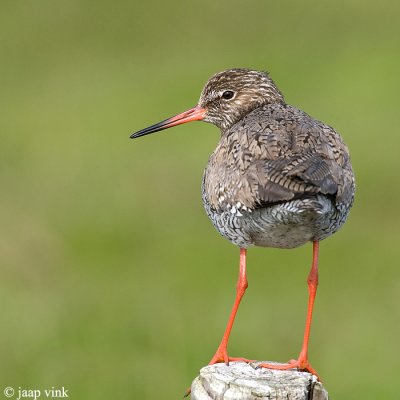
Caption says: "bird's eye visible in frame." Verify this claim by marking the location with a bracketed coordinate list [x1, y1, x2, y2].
[222, 90, 235, 100]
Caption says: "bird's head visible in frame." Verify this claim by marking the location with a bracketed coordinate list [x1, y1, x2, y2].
[130, 68, 284, 139]
[198, 68, 284, 130]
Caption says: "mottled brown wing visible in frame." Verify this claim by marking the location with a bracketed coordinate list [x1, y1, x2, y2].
[242, 106, 354, 208]
[251, 152, 339, 206]
[204, 104, 354, 213]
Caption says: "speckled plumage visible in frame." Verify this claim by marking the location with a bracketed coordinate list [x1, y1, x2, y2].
[197, 69, 355, 249]
[201, 102, 354, 248]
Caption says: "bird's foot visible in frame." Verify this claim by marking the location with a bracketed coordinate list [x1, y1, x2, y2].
[258, 358, 320, 380]
[208, 344, 255, 366]
[183, 350, 254, 397]
[184, 351, 254, 398]
[183, 348, 254, 397]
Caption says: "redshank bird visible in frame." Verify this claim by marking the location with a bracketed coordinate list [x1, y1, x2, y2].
[130, 68, 355, 378]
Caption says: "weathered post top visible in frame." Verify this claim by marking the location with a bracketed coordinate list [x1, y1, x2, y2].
[191, 362, 328, 400]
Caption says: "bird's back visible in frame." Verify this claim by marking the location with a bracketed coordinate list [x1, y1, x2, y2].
[202, 103, 355, 249]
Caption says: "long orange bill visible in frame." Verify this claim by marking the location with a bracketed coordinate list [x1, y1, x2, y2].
[130, 105, 206, 139]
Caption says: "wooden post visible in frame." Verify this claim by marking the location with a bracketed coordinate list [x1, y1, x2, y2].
[191, 361, 328, 400]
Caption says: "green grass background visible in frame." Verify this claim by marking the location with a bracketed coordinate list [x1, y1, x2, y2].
[1, 1, 399, 398]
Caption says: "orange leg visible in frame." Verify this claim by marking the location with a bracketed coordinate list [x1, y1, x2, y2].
[184, 248, 253, 397]
[259, 241, 321, 379]
[208, 248, 254, 365]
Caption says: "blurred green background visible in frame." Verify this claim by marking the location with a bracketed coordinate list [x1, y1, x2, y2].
[1, 0, 399, 398]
